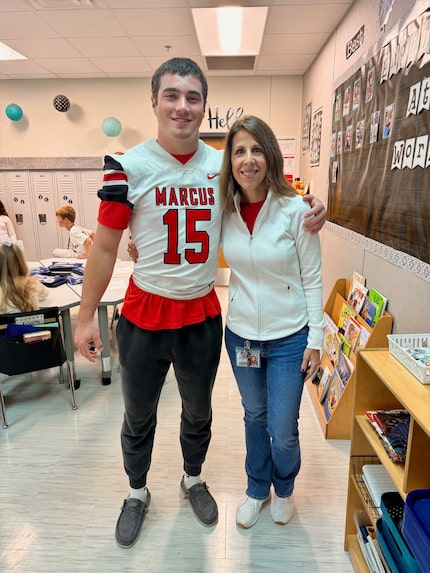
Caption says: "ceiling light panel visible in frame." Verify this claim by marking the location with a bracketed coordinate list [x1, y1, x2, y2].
[192, 6, 268, 56]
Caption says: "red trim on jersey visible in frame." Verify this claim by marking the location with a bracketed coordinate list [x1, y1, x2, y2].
[172, 151, 197, 164]
[121, 276, 221, 330]
[103, 171, 128, 183]
[98, 201, 131, 230]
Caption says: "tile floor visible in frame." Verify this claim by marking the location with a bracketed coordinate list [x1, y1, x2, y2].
[0, 287, 354, 573]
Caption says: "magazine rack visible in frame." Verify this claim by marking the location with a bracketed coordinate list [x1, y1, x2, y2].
[344, 349, 430, 571]
[305, 278, 393, 439]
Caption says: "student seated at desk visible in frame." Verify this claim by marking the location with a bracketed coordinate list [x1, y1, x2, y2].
[53, 206, 96, 260]
[0, 200, 17, 244]
[0, 241, 48, 313]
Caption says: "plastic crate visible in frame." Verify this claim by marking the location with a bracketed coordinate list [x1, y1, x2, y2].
[402, 489, 430, 573]
[387, 334, 430, 384]
[376, 492, 421, 573]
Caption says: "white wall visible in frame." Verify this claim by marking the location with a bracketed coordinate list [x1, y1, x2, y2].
[302, 0, 430, 334]
[0, 76, 302, 158]
[0, 75, 302, 261]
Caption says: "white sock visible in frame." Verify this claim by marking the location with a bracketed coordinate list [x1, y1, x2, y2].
[129, 486, 148, 502]
[184, 473, 201, 489]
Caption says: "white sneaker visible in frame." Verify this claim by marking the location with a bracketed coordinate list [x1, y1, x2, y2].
[271, 493, 294, 525]
[236, 495, 270, 529]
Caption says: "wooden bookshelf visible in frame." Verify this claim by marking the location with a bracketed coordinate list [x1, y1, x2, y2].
[344, 349, 430, 571]
[306, 278, 393, 439]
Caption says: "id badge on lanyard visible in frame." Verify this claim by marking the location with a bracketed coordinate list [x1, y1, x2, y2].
[235, 339, 261, 368]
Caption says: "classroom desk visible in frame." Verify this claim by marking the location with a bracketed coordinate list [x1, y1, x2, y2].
[28, 262, 82, 384]
[38, 258, 133, 385]
[65, 260, 134, 384]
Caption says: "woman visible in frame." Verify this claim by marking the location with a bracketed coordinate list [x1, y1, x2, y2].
[220, 116, 324, 529]
[0, 241, 48, 313]
[0, 201, 17, 244]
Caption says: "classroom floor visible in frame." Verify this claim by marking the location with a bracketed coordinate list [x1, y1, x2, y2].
[0, 287, 353, 573]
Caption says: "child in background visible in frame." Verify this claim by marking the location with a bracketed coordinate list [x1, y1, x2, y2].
[0, 241, 48, 313]
[0, 201, 17, 244]
[53, 206, 96, 259]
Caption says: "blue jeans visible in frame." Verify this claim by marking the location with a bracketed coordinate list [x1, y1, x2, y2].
[225, 326, 307, 500]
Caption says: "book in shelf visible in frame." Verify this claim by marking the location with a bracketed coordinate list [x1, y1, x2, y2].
[323, 312, 338, 356]
[329, 332, 342, 366]
[367, 288, 388, 326]
[365, 409, 410, 463]
[343, 315, 362, 352]
[318, 365, 332, 403]
[347, 282, 368, 314]
[324, 368, 344, 420]
[338, 351, 354, 385]
[357, 325, 371, 350]
[360, 296, 378, 327]
[338, 332, 352, 358]
[338, 301, 356, 331]
[348, 271, 366, 296]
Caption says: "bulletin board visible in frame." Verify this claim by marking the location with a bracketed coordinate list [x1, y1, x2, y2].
[327, 8, 430, 265]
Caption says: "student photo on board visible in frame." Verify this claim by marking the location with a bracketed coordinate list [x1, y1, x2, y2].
[370, 110, 380, 144]
[383, 103, 394, 139]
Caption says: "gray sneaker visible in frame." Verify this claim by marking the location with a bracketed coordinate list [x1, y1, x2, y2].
[115, 492, 151, 548]
[180, 477, 218, 527]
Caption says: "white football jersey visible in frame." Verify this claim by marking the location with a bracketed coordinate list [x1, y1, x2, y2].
[104, 139, 223, 300]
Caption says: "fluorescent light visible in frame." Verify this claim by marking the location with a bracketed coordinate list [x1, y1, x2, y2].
[192, 6, 268, 57]
[0, 42, 27, 61]
[217, 7, 242, 55]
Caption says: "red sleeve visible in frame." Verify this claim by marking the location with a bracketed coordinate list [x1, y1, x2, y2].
[98, 201, 131, 230]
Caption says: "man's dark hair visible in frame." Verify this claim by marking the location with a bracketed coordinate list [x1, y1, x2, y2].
[151, 58, 208, 105]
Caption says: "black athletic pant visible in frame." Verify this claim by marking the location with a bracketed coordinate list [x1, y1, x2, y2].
[116, 313, 222, 489]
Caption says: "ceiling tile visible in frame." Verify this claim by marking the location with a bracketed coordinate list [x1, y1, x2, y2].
[0, 0, 355, 79]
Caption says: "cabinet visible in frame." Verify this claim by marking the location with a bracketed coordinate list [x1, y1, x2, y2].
[306, 278, 393, 439]
[344, 349, 430, 572]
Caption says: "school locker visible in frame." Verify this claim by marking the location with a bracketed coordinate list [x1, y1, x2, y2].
[79, 170, 129, 260]
[0, 172, 10, 213]
[54, 171, 85, 250]
[78, 170, 101, 231]
[31, 171, 62, 259]
[4, 171, 38, 261]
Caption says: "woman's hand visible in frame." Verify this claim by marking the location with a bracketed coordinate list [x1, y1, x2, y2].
[128, 241, 138, 263]
[301, 347, 321, 381]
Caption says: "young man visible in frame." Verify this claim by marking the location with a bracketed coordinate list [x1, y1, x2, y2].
[53, 205, 96, 259]
[74, 58, 326, 549]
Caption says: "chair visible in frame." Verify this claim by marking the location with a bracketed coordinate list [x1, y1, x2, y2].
[0, 306, 78, 428]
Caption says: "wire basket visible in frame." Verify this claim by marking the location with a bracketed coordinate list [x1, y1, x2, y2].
[387, 334, 430, 384]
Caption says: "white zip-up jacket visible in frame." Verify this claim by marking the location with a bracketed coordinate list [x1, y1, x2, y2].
[222, 190, 324, 349]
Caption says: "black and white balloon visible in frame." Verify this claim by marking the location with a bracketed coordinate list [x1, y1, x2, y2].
[53, 94, 71, 112]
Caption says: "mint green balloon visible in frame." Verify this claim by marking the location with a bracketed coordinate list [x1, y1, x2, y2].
[102, 117, 122, 137]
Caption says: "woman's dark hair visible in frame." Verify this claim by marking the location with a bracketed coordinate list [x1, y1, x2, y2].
[220, 115, 296, 212]
[0, 200, 8, 217]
